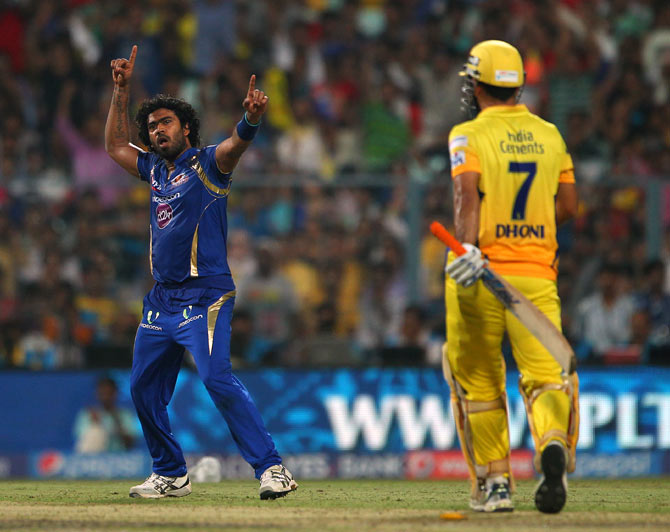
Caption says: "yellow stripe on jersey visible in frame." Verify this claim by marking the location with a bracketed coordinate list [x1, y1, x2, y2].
[448, 104, 574, 280]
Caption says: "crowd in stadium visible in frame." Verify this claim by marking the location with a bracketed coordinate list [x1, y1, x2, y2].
[1, 0, 669, 370]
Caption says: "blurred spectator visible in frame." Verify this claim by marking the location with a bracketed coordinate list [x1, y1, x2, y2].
[572, 263, 636, 362]
[356, 258, 408, 358]
[0, 0, 669, 369]
[230, 308, 273, 367]
[295, 302, 358, 367]
[237, 242, 299, 363]
[275, 97, 330, 177]
[635, 259, 670, 363]
[56, 81, 125, 205]
[73, 376, 139, 453]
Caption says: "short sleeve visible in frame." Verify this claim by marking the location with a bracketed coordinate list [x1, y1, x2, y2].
[137, 151, 160, 183]
[449, 127, 481, 177]
[198, 145, 232, 187]
[559, 152, 575, 184]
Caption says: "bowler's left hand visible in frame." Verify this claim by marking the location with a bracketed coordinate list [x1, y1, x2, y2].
[243, 75, 268, 124]
[446, 243, 488, 287]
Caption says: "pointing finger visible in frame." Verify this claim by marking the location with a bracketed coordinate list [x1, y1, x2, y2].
[129, 45, 137, 66]
[248, 74, 256, 94]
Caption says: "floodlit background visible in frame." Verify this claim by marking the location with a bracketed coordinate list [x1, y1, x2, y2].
[0, 0, 669, 480]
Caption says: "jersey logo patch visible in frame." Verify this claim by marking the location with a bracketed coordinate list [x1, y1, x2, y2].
[150, 166, 162, 191]
[449, 136, 468, 150]
[171, 173, 189, 186]
[156, 203, 174, 229]
[450, 150, 466, 168]
[495, 70, 519, 83]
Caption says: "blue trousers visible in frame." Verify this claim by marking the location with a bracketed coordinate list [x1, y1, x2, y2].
[131, 282, 281, 478]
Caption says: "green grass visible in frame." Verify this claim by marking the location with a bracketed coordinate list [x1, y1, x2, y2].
[2, 478, 670, 531]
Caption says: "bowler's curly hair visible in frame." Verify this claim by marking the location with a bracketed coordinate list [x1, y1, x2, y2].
[135, 95, 200, 151]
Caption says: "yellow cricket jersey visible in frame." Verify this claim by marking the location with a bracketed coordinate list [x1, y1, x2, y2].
[448, 104, 575, 280]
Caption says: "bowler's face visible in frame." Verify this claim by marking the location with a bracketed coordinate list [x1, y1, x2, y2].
[147, 108, 190, 160]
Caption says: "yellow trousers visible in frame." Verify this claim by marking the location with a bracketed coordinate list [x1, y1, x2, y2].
[445, 271, 576, 474]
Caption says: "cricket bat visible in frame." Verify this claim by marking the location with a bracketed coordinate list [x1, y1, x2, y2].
[430, 221, 576, 375]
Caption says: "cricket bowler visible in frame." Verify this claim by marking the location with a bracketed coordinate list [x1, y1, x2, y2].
[105, 45, 297, 500]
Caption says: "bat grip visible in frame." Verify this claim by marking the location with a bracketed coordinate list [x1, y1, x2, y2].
[429, 221, 467, 256]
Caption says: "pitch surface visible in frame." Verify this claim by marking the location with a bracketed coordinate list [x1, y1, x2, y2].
[2, 478, 669, 531]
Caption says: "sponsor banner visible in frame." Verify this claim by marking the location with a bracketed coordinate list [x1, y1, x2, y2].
[2, 368, 670, 458]
[405, 450, 534, 480]
[30, 451, 151, 479]
[573, 451, 668, 478]
[184, 453, 403, 480]
[1, 450, 667, 479]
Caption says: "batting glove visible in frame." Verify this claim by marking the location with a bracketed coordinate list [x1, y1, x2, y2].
[445, 243, 488, 287]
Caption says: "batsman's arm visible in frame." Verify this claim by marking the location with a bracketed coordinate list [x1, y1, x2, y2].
[556, 182, 578, 225]
[105, 45, 141, 178]
[453, 171, 481, 244]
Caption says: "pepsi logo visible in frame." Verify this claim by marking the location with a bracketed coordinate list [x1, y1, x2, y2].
[37, 450, 64, 476]
[156, 203, 174, 229]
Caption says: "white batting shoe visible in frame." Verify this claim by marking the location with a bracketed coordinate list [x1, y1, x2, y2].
[129, 472, 192, 499]
[482, 475, 514, 512]
[259, 465, 298, 500]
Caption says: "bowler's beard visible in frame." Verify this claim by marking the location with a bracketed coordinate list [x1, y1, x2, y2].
[154, 133, 188, 161]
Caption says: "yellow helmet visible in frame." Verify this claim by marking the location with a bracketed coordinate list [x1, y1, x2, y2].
[461, 40, 524, 88]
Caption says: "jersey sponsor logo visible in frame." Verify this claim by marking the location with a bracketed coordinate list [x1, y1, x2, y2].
[183, 305, 192, 319]
[450, 150, 466, 168]
[171, 173, 189, 187]
[178, 313, 204, 328]
[499, 129, 545, 154]
[140, 323, 163, 331]
[449, 136, 468, 150]
[495, 223, 545, 239]
[156, 203, 174, 229]
[152, 192, 181, 203]
[495, 69, 519, 83]
[142, 310, 163, 331]
[150, 166, 162, 191]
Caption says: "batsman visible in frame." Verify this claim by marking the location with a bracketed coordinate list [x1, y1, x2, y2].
[443, 40, 580, 513]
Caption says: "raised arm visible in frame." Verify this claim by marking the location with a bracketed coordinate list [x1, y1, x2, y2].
[105, 45, 142, 178]
[215, 75, 269, 174]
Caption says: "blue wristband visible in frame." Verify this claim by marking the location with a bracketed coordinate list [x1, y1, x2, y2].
[236, 112, 260, 141]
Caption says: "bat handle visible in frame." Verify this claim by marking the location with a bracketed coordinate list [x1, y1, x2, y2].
[430, 221, 467, 256]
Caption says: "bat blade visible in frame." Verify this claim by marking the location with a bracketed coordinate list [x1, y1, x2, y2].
[480, 268, 576, 374]
[430, 221, 576, 374]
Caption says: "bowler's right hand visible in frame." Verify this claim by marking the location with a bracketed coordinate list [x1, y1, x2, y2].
[110, 45, 137, 87]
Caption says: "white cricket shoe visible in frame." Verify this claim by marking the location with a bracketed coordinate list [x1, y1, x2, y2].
[481, 475, 514, 513]
[259, 465, 298, 500]
[534, 441, 568, 513]
[129, 472, 192, 499]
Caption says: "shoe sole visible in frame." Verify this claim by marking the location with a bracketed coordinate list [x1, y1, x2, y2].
[129, 485, 192, 499]
[260, 483, 298, 500]
[485, 502, 514, 513]
[535, 444, 567, 514]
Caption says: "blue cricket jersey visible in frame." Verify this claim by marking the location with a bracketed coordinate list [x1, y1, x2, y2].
[137, 146, 235, 290]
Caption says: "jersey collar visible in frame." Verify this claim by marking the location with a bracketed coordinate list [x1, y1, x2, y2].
[173, 147, 198, 165]
[478, 104, 528, 117]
